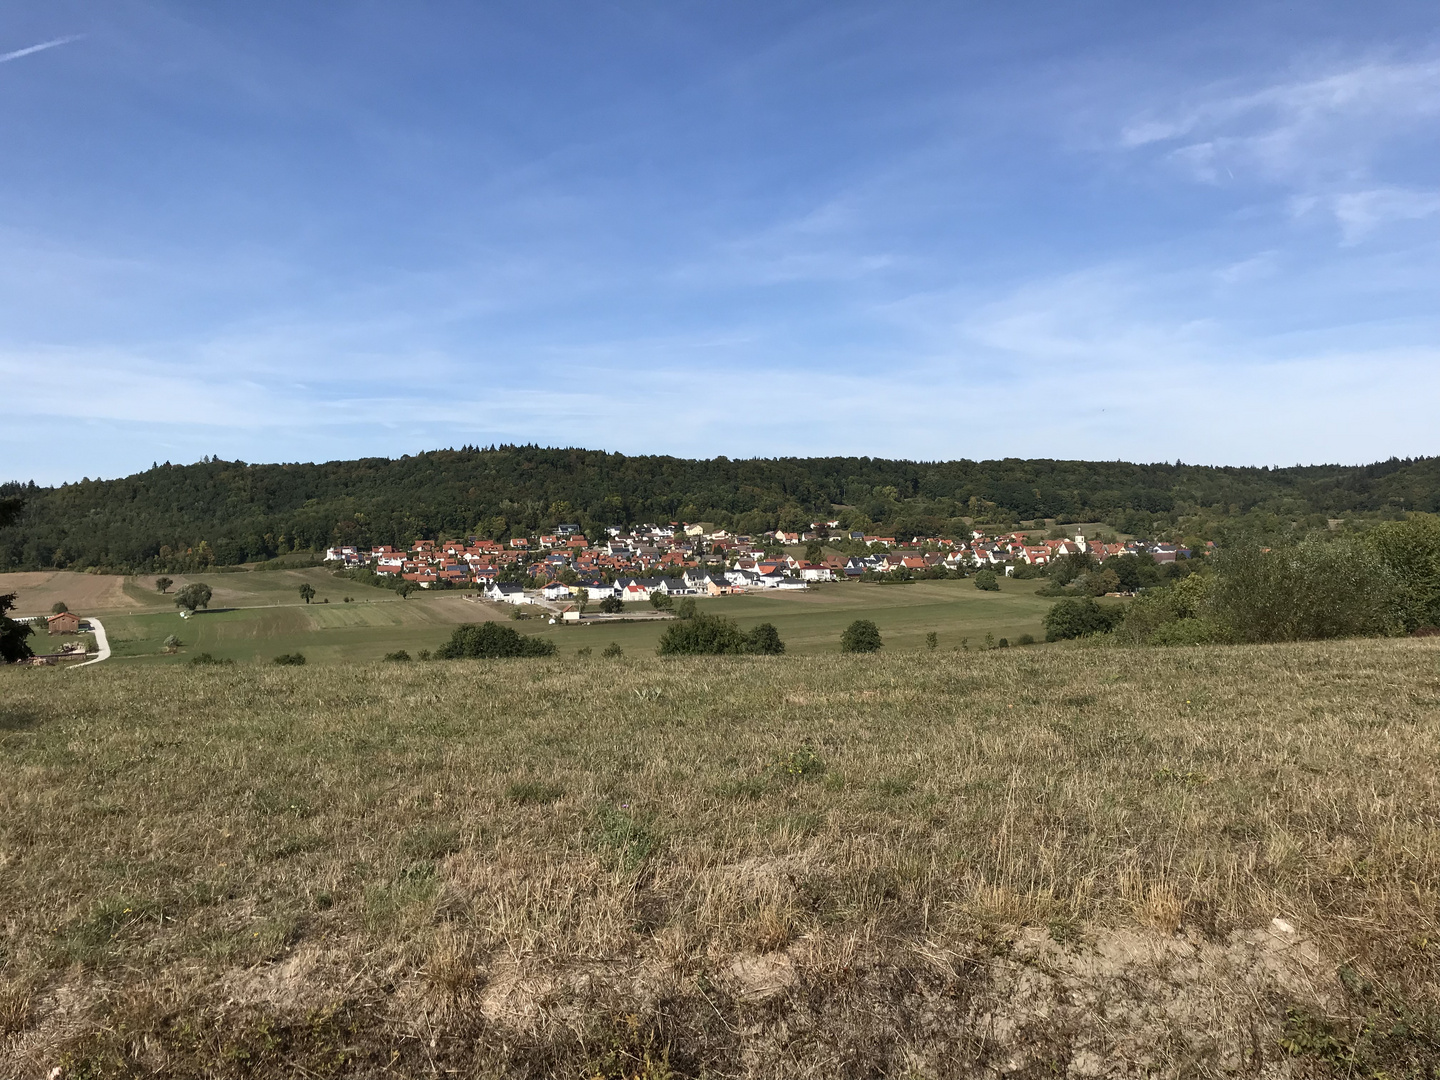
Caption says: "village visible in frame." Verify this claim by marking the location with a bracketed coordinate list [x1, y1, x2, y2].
[323, 522, 1192, 606]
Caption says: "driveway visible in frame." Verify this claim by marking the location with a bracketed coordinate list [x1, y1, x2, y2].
[73, 617, 111, 667]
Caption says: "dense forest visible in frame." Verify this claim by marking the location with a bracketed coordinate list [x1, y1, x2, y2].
[2, 446, 1438, 573]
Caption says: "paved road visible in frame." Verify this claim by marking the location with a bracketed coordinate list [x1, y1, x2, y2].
[74, 617, 110, 667]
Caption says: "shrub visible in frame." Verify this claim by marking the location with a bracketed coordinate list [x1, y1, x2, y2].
[1206, 537, 1401, 643]
[435, 623, 557, 659]
[51, 601, 68, 614]
[1364, 515, 1440, 633]
[383, 650, 411, 662]
[189, 652, 232, 665]
[745, 622, 786, 655]
[1016, 633, 1035, 646]
[925, 631, 938, 650]
[1043, 597, 1123, 642]
[840, 619, 882, 653]
[601, 642, 623, 658]
[672, 597, 697, 620]
[658, 612, 786, 655]
[974, 570, 1000, 591]
[273, 653, 307, 665]
[598, 596, 624, 614]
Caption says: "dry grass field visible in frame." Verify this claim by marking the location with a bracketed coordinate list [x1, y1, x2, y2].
[2, 640, 1439, 1077]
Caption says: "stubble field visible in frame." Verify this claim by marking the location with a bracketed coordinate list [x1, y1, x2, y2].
[2, 638, 1438, 1077]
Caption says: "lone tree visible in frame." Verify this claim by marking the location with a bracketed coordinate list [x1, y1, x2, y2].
[598, 596, 624, 614]
[299, 583, 316, 604]
[0, 593, 34, 663]
[155, 577, 173, 594]
[576, 587, 590, 616]
[974, 569, 1000, 591]
[51, 601, 68, 614]
[840, 619, 882, 653]
[174, 583, 213, 612]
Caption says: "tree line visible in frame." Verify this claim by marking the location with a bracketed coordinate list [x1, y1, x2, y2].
[3, 446, 1439, 573]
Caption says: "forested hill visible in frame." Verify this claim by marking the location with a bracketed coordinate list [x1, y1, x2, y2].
[2, 447, 1439, 573]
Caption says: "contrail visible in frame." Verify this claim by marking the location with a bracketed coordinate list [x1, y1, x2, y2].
[0, 35, 82, 65]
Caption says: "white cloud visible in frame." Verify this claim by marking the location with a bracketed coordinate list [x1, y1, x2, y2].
[1329, 187, 1440, 244]
[1121, 58, 1440, 240]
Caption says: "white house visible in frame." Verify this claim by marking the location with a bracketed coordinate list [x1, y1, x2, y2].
[540, 581, 572, 601]
[487, 582, 527, 605]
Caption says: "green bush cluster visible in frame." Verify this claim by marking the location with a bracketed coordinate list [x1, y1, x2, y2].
[1059, 515, 1440, 646]
[435, 622, 556, 659]
[657, 612, 785, 655]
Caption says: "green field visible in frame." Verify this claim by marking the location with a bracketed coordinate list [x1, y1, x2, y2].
[2, 640, 1437, 1075]
[5, 569, 1056, 663]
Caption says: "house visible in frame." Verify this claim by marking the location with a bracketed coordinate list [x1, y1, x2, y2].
[487, 582, 527, 605]
[540, 581, 573, 601]
[798, 563, 834, 582]
[47, 611, 81, 635]
[510, 538, 530, 549]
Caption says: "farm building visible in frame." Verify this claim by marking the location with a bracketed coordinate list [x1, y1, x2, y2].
[47, 611, 81, 635]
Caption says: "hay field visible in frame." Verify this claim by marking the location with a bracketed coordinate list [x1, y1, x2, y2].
[2, 640, 1438, 1076]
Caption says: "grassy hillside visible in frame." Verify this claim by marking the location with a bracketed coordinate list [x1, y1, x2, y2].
[3, 641, 1438, 1076]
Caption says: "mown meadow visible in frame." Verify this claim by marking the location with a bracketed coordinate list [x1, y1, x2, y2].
[2, 639, 1438, 1077]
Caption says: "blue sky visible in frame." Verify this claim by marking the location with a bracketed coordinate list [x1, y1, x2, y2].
[3, 2, 1438, 484]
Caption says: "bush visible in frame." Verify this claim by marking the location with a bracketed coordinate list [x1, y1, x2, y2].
[51, 601, 68, 614]
[383, 650, 411, 662]
[974, 570, 1000, 591]
[840, 619, 882, 653]
[925, 631, 938, 650]
[189, 652, 232, 665]
[1016, 633, 1035, 646]
[1205, 537, 1400, 643]
[672, 597, 697, 620]
[598, 596, 624, 614]
[1043, 597, 1123, 642]
[656, 612, 784, 655]
[273, 652, 307, 665]
[601, 642, 623, 658]
[1365, 515, 1440, 632]
[435, 623, 557, 659]
[745, 622, 785, 655]
[658, 611, 746, 654]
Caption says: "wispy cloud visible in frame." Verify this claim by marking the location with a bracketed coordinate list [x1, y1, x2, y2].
[1327, 187, 1440, 244]
[1120, 58, 1440, 240]
[0, 35, 82, 65]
